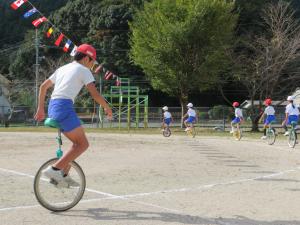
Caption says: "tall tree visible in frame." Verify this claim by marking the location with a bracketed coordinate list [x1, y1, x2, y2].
[130, 0, 238, 115]
[234, 1, 300, 131]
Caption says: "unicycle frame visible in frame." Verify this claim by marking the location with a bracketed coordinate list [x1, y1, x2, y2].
[233, 123, 242, 141]
[186, 122, 196, 138]
[266, 122, 276, 145]
[33, 119, 86, 212]
[288, 122, 297, 148]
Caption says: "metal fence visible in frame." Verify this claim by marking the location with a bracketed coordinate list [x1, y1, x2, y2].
[0, 105, 289, 130]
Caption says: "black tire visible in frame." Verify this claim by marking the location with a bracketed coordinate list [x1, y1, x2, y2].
[33, 158, 86, 212]
[162, 127, 171, 137]
[288, 131, 297, 148]
[267, 129, 276, 145]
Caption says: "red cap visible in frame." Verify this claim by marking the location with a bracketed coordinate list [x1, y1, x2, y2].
[232, 102, 239, 107]
[76, 44, 97, 60]
[264, 98, 272, 106]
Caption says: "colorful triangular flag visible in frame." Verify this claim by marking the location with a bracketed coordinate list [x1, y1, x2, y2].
[63, 40, 72, 52]
[94, 65, 103, 74]
[32, 17, 47, 28]
[24, 8, 37, 18]
[104, 71, 113, 80]
[54, 33, 64, 46]
[46, 27, 53, 38]
[70, 46, 77, 56]
[11, 0, 27, 10]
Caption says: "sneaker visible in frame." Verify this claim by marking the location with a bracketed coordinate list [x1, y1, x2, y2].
[64, 175, 80, 187]
[284, 131, 289, 136]
[185, 128, 189, 132]
[261, 136, 267, 140]
[229, 130, 234, 134]
[42, 166, 64, 183]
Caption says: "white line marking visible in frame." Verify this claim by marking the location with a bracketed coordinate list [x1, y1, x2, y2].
[0, 167, 180, 213]
[0, 166, 299, 213]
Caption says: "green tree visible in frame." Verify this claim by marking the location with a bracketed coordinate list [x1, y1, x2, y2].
[130, 0, 238, 115]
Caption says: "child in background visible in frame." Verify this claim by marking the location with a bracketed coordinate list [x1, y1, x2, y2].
[183, 103, 197, 131]
[230, 102, 243, 133]
[260, 98, 276, 139]
[282, 96, 299, 136]
[162, 106, 173, 130]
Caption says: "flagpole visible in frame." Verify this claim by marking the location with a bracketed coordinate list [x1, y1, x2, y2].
[35, 28, 39, 126]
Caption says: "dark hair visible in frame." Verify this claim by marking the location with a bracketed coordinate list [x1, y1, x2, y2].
[292, 102, 295, 109]
[74, 52, 93, 62]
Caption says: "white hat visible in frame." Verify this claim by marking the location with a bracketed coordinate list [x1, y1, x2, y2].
[187, 103, 193, 108]
[162, 106, 168, 111]
[287, 96, 294, 101]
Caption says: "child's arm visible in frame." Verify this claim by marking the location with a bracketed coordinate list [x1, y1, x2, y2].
[183, 113, 188, 119]
[86, 83, 112, 119]
[34, 79, 53, 121]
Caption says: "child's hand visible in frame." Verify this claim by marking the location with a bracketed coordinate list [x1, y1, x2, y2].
[34, 108, 45, 121]
[105, 108, 113, 120]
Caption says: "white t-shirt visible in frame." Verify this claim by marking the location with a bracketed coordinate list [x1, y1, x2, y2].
[49, 61, 95, 102]
[164, 111, 172, 119]
[235, 108, 243, 118]
[264, 106, 275, 116]
[285, 103, 300, 116]
[187, 108, 196, 117]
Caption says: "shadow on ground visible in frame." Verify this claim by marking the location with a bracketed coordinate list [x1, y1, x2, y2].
[57, 208, 300, 225]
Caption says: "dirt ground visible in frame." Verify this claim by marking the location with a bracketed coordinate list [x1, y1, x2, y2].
[1, 131, 300, 225]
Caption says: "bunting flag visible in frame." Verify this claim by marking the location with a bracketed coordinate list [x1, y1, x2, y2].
[46, 27, 53, 38]
[104, 71, 113, 80]
[63, 40, 72, 52]
[94, 65, 103, 74]
[55, 33, 64, 46]
[11, 0, 27, 10]
[24, 8, 37, 18]
[70, 46, 77, 56]
[32, 17, 47, 27]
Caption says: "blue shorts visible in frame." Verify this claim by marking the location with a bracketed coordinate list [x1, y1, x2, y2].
[232, 117, 241, 124]
[48, 99, 81, 132]
[185, 116, 196, 124]
[287, 115, 299, 125]
[164, 118, 171, 125]
[264, 115, 276, 125]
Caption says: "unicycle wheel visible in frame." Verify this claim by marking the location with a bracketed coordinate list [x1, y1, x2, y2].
[267, 129, 276, 145]
[33, 158, 86, 212]
[288, 131, 297, 148]
[162, 127, 171, 137]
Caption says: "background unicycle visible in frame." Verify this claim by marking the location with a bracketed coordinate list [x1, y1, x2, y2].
[266, 123, 276, 145]
[33, 118, 86, 212]
[288, 122, 297, 148]
[186, 124, 196, 138]
[233, 127, 242, 141]
[162, 126, 171, 137]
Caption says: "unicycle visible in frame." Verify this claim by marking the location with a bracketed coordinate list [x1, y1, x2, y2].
[33, 118, 86, 212]
[288, 121, 298, 148]
[266, 122, 276, 145]
[186, 123, 196, 138]
[233, 125, 242, 141]
[162, 126, 171, 137]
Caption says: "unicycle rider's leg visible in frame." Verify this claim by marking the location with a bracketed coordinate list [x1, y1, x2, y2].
[54, 126, 89, 171]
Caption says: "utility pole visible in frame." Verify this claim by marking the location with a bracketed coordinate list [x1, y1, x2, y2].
[35, 29, 40, 125]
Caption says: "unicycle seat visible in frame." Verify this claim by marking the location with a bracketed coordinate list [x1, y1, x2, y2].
[291, 121, 298, 128]
[44, 118, 60, 129]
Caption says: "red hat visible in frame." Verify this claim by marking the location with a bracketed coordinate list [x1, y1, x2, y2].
[76, 44, 97, 60]
[232, 102, 239, 107]
[264, 98, 272, 106]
